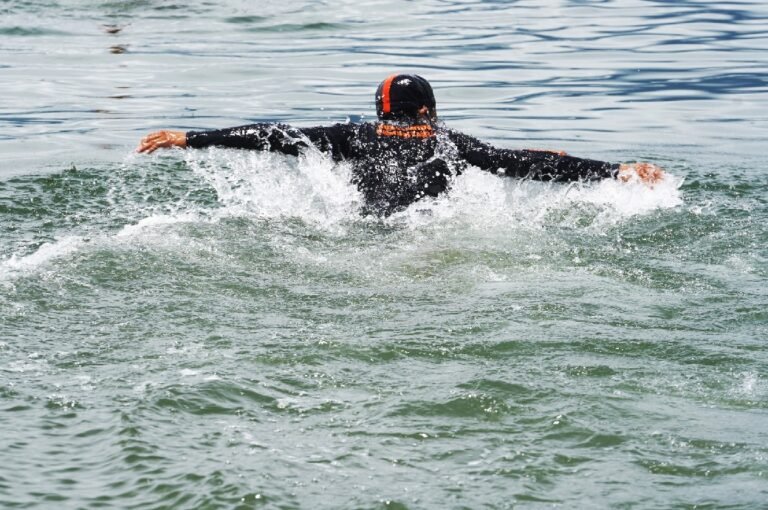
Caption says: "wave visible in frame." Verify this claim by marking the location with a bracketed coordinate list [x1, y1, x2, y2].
[0, 236, 84, 280]
[0, 149, 683, 282]
[182, 147, 683, 232]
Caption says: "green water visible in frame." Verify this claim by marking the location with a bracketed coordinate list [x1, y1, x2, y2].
[2, 153, 766, 508]
[2, 0, 768, 508]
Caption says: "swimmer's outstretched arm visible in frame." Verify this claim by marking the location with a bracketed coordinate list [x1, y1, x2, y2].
[137, 124, 354, 159]
[137, 128, 665, 184]
[137, 130, 186, 153]
[448, 130, 665, 185]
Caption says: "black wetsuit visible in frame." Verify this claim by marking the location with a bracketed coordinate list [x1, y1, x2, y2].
[187, 122, 619, 216]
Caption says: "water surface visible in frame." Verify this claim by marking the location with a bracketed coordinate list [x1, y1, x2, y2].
[1, 1, 767, 508]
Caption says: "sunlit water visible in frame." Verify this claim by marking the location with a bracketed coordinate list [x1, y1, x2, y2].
[1, 1, 767, 508]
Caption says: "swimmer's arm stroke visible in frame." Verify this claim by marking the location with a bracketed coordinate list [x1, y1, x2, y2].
[137, 128, 665, 185]
[135, 126, 299, 154]
[137, 124, 352, 159]
[447, 130, 664, 185]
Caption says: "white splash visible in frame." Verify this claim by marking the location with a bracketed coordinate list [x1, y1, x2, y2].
[0, 150, 683, 282]
[565, 173, 684, 218]
[392, 166, 683, 230]
[183, 148, 682, 232]
[116, 212, 202, 238]
[184, 147, 361, 228]
[736, 372, 760, 397]
[0, 236, 84, 280]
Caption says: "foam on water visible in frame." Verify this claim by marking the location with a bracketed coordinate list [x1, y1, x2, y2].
[184, 147, 361, 229]
[182, 147, 683, 232]
[115, 212, 202, 239]
[394, 165, 684, 232]
[0, 149, 684, 286]
[0, 236, 84, 280]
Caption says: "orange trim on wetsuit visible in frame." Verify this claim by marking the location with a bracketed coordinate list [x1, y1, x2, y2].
[376, 123, 434, 139]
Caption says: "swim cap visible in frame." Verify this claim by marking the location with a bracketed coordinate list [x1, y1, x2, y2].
[375, 74, 436, 121]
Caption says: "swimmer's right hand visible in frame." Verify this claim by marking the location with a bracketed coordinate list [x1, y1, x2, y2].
[137, 130, 187, 154]
[618, 162, 665, 185]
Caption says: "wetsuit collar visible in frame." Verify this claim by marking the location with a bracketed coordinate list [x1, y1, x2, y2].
[376, 123, 434, 139]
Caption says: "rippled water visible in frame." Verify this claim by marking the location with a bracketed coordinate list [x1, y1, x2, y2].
[2, 1, 767, 508]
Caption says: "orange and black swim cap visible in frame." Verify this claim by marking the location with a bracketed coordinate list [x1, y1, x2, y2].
[375, 74, 436, 122]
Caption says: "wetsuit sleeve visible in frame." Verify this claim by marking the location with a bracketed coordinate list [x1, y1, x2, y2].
[185, 123, 355, 161]
[447, 130, 619, 181]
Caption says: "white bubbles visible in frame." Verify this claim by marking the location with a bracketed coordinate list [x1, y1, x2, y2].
[0, 236, 84, 281]
[115, 213, 202, 239]
[388, 165, 683, 235]
[0, 149, 684, 285]
[183, 147, 362, 229]
[566, 173, 684, 221]
[139, 149, 687, 281]
[181, 148, 683, 235]
[389, 166, 511, 228]
[733, 372, 761, 398]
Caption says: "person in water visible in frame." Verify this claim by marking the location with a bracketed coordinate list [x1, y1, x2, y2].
[138, 74, 664, 216]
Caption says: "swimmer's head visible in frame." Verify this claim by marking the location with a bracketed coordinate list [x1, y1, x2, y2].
[375, 74, 436, 123]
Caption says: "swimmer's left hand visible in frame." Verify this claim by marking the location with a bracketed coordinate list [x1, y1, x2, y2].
[618, 162, 665, 185]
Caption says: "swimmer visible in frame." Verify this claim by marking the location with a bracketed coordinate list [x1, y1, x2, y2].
[138, 74, 664, 216]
